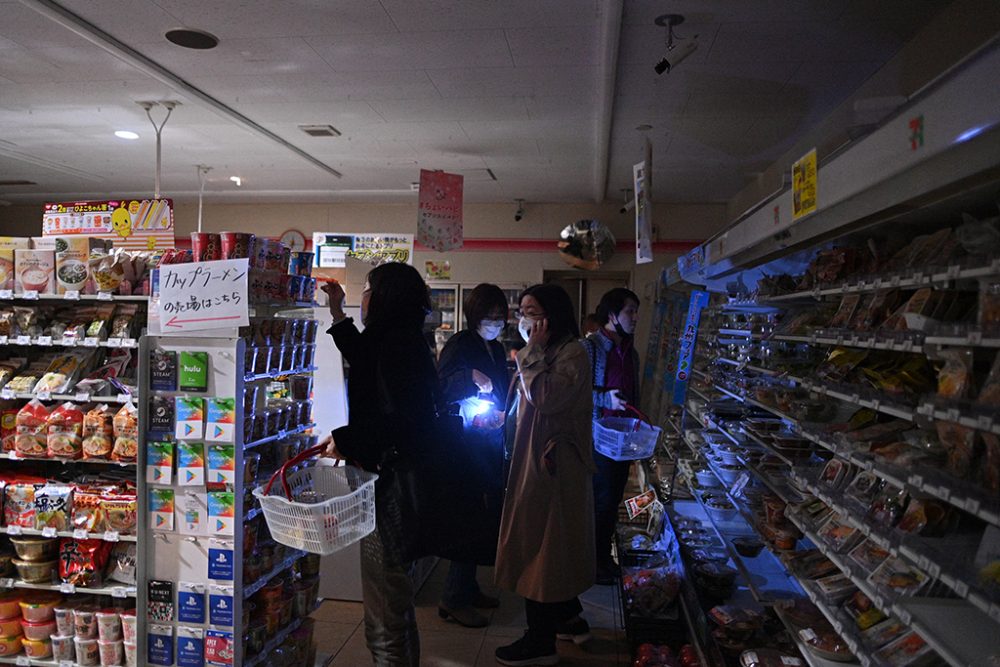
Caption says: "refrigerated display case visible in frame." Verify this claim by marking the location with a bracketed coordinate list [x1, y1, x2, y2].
[425, 283, 459, 356]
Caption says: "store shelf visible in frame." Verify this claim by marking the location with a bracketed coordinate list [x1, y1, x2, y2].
[791, 579, 874, 667]
[245, 599, 321, 667]
[0, 656, 59, 666]
[718, 328, 753, 337]
[0, 577, 136, 598]
[0, 452, 136, 468]
[713, 383, 745, 403]
[0, 290, 148, 302]
[773, 604, 861, 667]
[0, 335, 138, 349]
[769, 332, 924, 354]
[0, 389, 134, 404]
[243, 549, 306, 599]
[244, 365, 318, 383]
[244, 422, 317, 450]
[4, 525, 137, 542]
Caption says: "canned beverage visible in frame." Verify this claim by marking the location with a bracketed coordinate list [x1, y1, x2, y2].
[287, 252, 314, 277]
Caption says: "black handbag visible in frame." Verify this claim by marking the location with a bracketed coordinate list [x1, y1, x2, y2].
[373, 362, 502, 566]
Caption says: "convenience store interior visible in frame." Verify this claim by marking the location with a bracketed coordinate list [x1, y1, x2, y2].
[2, 0, 1000, 666]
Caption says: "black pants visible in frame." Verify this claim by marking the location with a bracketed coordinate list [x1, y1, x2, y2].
[525, 597, 583, 646]
[593, 451, 630, 568]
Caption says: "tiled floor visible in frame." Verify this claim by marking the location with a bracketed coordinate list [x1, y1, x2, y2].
[312, 559, 632, 666]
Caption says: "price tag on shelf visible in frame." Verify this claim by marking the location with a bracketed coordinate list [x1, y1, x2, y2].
[59, 583, 75, 594]
[16, 335, 30, 345]
[965, 498, 981, 514]
[730, 472, 751, 497]
[37, 390, 51, 401]
[36, 335, 52, 346]
[73, 529, 88, 540]
[74, 392, 90, 403]
[890, 274, 901, 287]
[0, 388, 13, 400]
[111, 586, 128, 599]
[947, 264, 961, 279]
[41, 527, 57, 538]
[122, 338, 137, 348]
[989, 604, 1000, 623]
[0, 336, 6, 345]
[103, 530, 120, 542]
[0, 289, 11, 299]
[83, 337, 99, 347]
[16, 655, 30, 666]
[61, 335, 76, 346]
[954, 580, 969, 597]
[60, 661, 75, 667]
[116, 395, 130, 404]
[97, 291, 113, 301]
[106, 338, 122, 348]
[22, 290, 38, 300]
[978, 416, 993, 431]
[63, 290, 80, 301]
[798, 628, 818, 642]
[6, 525, 21, 536]
[0, 578, 14, 589]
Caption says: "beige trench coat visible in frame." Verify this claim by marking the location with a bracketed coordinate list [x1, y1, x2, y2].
[494, 337, 596, 603]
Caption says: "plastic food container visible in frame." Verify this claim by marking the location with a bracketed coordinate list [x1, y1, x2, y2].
[695, 469, 720, 487]
[0, 634, 22, 655]
[22, 637, 52, 658]
[9, 537, 59, 562]
[0, 592, 20, 619]
[124, 641, 137, 667]
[54, 604, 75, 636]
[98, 638, 123, 665]
[13, 558, 57, 583]
[96, 610, 121, 641]
[74, 608, 98, 639]
[120, 610, 136, 644]
[51, 633, 74, 660]
[19, 594, 60, 622]
[21, 617, 57, 640]
[0, 616, 21, 637]
[732, 537, 765, 558]
[75, 636, 99, 666]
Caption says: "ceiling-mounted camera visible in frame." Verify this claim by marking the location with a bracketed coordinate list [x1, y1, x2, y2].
[514, 198, 526, 222]
[654, 14, 697, 75]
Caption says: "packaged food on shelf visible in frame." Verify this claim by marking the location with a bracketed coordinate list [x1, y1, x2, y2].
[847, 540, 891, 578]
[14, 249, 55, 294]
[867, 556, 929, 596]
[816, 513, 864, 553]
[842, 590, 887, 631]
[111, 402, 138, 462]
[35, 483, 72, 531]
[15, 399, 50, 458]
[82, 405, 115, 459]
[814, 572, 857, 604]
[867, 483, 909, 528]
[871, 631, 935, 666]
[47, 401, 84, 458]
[739, 648, 804, 667]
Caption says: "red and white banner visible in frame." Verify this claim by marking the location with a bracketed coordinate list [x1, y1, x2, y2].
[43, 198, 175, 251]
[417, 169, 463, 252]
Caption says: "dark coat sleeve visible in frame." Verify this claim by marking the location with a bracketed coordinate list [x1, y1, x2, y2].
[437, 332, 479, 405]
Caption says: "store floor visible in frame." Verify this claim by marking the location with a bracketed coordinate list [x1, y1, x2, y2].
[312, 559, 631, 666]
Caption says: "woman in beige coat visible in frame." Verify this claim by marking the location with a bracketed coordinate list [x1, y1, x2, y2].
[495, 283, 596, 667]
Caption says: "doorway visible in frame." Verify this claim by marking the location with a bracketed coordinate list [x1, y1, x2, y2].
[542, 270, 631, 329]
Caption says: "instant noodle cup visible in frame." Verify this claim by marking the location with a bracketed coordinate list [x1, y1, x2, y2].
[54, 604, 75, 636]
[0, 616, 21, 637]
[51, 634, 74, 660]
[190, 232, 222, 262]
[75, 636, 99, 666]
[0, 592, 20, 619]
[96, 610, 121, 641]
[21, 617, 56, 640]
[74, 608, 98, 639]
[119, 610, 136, 644]
[123, 641, 137, 667]
[19, 594, 59, 621]
[98, 638, 123, 665]
[220, 232, 255, 260]
[0, 634, 22, 655]
[22, 637, 51, 658]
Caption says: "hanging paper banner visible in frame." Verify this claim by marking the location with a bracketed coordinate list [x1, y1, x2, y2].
[633, 161, 653, 264]
[43, 198, 175, 251]
[672, 290, 709, 405]
[792, 148, 818, 220]
[417, 169, 464, 252]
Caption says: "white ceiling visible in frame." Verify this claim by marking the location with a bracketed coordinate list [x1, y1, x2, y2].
[0, 0, 952, 206]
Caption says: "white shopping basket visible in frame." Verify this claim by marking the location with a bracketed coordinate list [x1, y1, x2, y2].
[593, 405, 661, 461]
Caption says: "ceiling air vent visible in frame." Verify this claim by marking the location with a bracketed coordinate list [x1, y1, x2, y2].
[0, 180, 37, 186]
[298, 125, 341, 137]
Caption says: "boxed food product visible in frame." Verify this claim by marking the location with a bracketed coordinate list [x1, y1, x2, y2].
[867, 556, 929, 596]
[848, 540, 891, 576]
[14, 249, 55, 294]
[816, 514, 864, 553]
[862, 619, 909, 649]
[867, 484, 908, 528]
[54, 237, 105, 295]
[842, 590, 886, 630]
[872, 631, 934, 666]
[815, 572, 857, 604]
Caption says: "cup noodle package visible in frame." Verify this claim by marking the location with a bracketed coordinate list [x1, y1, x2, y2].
[0, 237, 31, 291]
[55, 237, 110, 294]
[15, 249, 56, 294]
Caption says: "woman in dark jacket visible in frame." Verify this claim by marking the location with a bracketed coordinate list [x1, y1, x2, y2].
[320, 262, 436, 667]
[435, 283, 510, 628]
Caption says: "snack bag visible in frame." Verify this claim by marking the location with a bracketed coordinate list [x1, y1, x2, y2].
[82, 405, 114, 459]
[15, 399, 50, 458]
[111, 402, 138, 462]
[35, 484, 73, 531]
[58, 538, 113, 587]
[106, 542, 137, 585]
[1, 407, 17, 452]
[47, 402, 84, 459]
[102, 492, 138, 535]
[72, 489, 106, 533]
[5, 483, 37, 528]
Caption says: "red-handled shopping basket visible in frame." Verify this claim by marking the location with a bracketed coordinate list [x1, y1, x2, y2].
[253, 444, 378, 555]
[593, 404, 661, 461]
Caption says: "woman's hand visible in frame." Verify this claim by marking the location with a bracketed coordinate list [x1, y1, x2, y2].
[320, 434, 342, 460]
[603, 389, 627, 411]
[321, 280, 347, 321]
[471, 369, 493, 394]
[528, 317, 549, 348]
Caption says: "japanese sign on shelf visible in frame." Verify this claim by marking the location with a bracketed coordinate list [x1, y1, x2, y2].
[151, 258, 250, 335]
[792, 148, 818, 220]
[417, 169, 464, 252]
[313, 232, 414, 269]
[672, 290, 709, 405]
[43, 198, 175, 251]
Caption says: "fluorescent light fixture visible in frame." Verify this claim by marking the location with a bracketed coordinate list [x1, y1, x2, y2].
[954, 124, 989, 144]
[229, 176, 242, 187]
[114, 130, 139, 140]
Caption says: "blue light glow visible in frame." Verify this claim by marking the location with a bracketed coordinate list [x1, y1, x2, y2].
[955, 124, 988, 143]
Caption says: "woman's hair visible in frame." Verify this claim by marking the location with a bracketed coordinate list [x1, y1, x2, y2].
[364, 262, 431, 332]
[463, 283, 508, 329]
[596, 287, 639, 325]
[520, 283, 580, 345]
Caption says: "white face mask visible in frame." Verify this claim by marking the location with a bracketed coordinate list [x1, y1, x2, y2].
[477, 320, 504, 341]
[518, 316, 533, 343]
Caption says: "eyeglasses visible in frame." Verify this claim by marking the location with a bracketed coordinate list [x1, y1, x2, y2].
[515, 310, 545, 320]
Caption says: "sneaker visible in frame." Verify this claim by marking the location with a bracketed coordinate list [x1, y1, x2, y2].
[555, 616, 591, 645]
[470, 591, 501, 609]
[495, 634, 558, 666]
[438, 605, 489, 628]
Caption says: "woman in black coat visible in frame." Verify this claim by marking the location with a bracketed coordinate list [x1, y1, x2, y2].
[435, 283, 510, 628]
[321, 262, 437, 667]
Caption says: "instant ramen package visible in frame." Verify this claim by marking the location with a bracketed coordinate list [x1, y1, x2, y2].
[47, 402, 83, 459]
[35, 484, 72, 531]
[82, 405, 114, 459]
[101, 489, 137, 535]
[5, 483, 38, 528]
[58, 538, 112, 587]
[111, 402, 138, 462]
[15, 399, 50, 458]
[71, 488, 106, 533]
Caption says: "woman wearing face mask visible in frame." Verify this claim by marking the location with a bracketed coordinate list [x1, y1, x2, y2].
[581, 288, 641, 586]
[494, 283, 595, 666]
[434, 283, 510, 628]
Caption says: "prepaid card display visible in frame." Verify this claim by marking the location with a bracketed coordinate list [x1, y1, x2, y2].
[205, 398, 236, 442]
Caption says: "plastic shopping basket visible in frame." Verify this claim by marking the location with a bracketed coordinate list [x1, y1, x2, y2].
[253, 444, 378, 556]
[593, 405, 661, 461]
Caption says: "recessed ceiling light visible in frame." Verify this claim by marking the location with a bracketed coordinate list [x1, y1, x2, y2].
[165, 28, 220, 50]
[114, 130, 139, 140]
[298, 124, 341, 137]
[635, 124, 653, 131]
[229, 176, 242, 187]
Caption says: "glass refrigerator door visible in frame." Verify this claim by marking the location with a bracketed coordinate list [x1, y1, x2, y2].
[426, 283, 459, 356]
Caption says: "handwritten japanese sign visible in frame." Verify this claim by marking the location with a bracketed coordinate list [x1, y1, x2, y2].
[156, 259, 249, 333]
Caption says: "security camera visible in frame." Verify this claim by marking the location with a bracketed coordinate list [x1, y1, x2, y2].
[514, 198, 525, 222]
[654, 39, 698, 75]
[619, 189, 635, 214]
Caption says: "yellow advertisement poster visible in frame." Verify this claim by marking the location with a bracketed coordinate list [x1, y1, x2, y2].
[792, 148, 817, 220]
